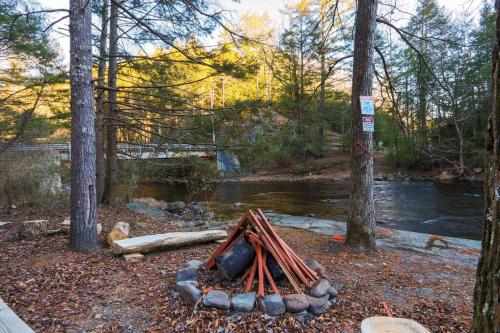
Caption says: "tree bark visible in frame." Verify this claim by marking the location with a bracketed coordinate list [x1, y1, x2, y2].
[96, 0, 109, 204]
[317, 1, 327, 155]
[345, 0, 378, 250]
[318, 51, 326, 154]
[103, 0, 118, 205]
[69, 0, 99, 252]
[471, 1, 500, 331]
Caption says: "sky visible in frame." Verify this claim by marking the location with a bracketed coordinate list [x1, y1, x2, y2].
[41, 0, 486, 65]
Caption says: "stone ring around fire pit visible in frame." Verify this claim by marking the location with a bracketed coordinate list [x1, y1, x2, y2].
[175, 210, 338, 316]
[175, 257, 338, 316]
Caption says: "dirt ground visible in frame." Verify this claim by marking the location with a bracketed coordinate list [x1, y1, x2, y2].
[0, 206, 476, 332]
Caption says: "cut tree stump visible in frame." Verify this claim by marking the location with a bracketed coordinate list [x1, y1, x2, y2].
[111, 230, 228, 254]
[19, 220, 48, 239]
[61, 218, 102, 235]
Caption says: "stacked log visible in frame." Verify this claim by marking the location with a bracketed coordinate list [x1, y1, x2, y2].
[206, 209, 319, 296]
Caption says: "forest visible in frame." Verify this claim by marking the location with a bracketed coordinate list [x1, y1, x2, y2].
[0, 0, 498, 332]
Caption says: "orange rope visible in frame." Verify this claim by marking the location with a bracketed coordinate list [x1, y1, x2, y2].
[352, 142, 374, 158]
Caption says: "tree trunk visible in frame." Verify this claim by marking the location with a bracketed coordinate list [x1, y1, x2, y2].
[453, 117, 465, 176]
[318, 2, 327, 155]
[96, 0, 108, 204]
[318, 52, 326, 154]
[471, 1, 500, 331]
[345, 0, 378, 250]
[69, 0, 99, 252]
[103, 0, 118, 205]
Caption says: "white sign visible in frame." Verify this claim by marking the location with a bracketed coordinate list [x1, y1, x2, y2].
[362, 116, 374, 132]
[359, 96, 375, 115]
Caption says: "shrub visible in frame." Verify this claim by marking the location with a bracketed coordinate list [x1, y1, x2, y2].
[0, 150, 66, 209]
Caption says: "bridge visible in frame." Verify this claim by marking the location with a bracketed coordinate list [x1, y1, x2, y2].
[10, 143, 240, 172]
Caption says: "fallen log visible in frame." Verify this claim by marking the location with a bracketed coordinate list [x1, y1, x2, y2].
[112, 230, 228, 254]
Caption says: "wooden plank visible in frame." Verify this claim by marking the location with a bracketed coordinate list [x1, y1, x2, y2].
[111, 230, 228, 254]
[0, 299, 34, 333]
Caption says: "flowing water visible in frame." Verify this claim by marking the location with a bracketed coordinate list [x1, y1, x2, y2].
[134, 180, 484, 240]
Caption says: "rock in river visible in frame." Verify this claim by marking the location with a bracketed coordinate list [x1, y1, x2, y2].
[126, 202, 165, 218]
[168, 201, 186, 212]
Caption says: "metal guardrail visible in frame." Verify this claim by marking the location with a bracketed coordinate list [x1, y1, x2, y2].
[10, 142, 216, 152]
[8, 143, 241, 172]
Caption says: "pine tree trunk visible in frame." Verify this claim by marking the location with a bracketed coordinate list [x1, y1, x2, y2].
[345, 0, 377, 250]
[471, 1, 500, 330]
[318, 2, 327, 155]
[103, 0, 118, 205]
[69, 0, 99, 252]
[318, 52, 326, 154]
[96, 0, 108, 204]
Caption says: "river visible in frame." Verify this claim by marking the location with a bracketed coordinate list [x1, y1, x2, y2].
[133, 180, 484, 240]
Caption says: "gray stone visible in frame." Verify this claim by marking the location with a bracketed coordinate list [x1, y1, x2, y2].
[258, 294, 286, 316]
[305, 259, 326, 278]
[231, 292, 256, 312]
[233, 202, 243, 207]
[192, 205, 203, 214]
[307, 295, 330, 315]
[159, 269, 167, 276]
[176, 267, 198, 282]
[185, 260, 203, 270]
[0, 222, 11, 228]
[168, 201, 186, 212]
[326, 285, 338, 299]
[203, 290, 230, 310]
[310, 278, 331, 298]
[126, 202, 165, 218]
[283, 294, 309, 313]
[176, 281, 201, 305]
[294, 311, 315, 327]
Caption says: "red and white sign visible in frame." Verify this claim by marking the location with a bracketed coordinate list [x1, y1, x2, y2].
[362, 116, 374, 132]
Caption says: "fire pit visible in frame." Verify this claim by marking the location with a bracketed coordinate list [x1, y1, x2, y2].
[175, 209, 338, 315]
